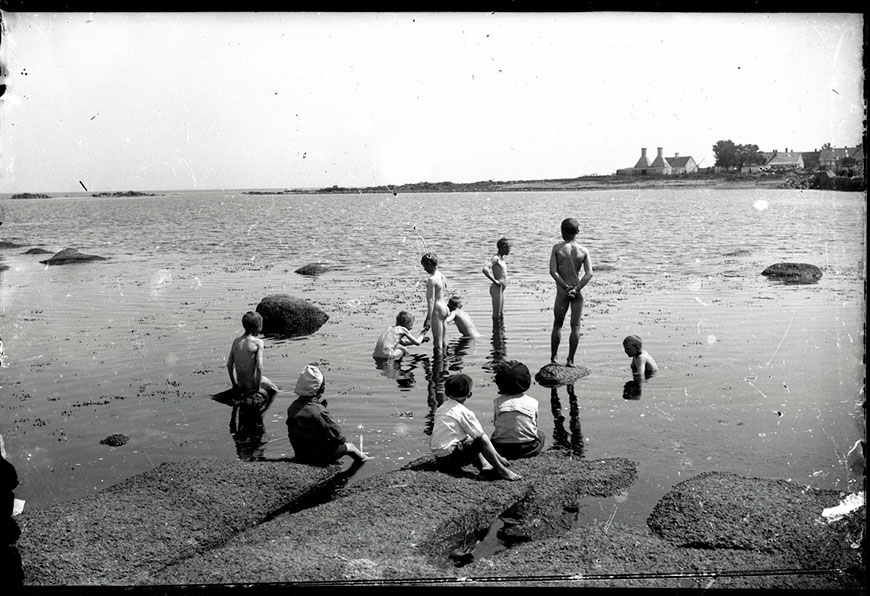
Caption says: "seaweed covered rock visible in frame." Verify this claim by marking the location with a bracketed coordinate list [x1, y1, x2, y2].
[761, 262, 822, 284]
[0, 241, 26, 249]
[22, 248, 53, 255]
[647, 471, 860, 569]
[38, 248, 107, 265]
[100, 434, 129, 447]
[256, 294, 329, 338]
[534, 363, 590, 387]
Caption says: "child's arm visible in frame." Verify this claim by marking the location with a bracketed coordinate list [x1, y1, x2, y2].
[252, 341, 264, 390]
[398, 328, 428, 346]
[549, 245, 571, 291]
[642, 352, 658, 375]
[226, 345, 237, 388]
[482, 256, 500, 285]
[444, 311, 456, 325]
[576, 247, 593, 292]
[423, 278, 434, 331]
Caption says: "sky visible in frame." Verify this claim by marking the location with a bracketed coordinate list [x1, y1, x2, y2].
[0, 11, 864, 193]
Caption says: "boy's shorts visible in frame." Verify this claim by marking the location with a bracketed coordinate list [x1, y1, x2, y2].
[493, 431, 546, 460]
[435, 436, 484, 470]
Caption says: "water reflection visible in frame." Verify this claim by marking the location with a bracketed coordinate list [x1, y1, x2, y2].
[423, 352, 448, 436]
[373, 354, 425, 391]
[445, 336, 475, 372]
[622, 380, 642, 400]
[224, 391, 276, 462]
[484, 317, 507, 372]
[549, 384, 584, 457]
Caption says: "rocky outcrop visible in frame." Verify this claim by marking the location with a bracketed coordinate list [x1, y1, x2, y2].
[647, 472, 863, 570]
[15, 454, 864, 589]
[761, 262, 822, 284]
[534, 363, 591, 387]
[16, 458, 343, 585]
[22, 248, 53, 255]
[256, 294, 329, 337]
[38, 248, 107, 265]
[0, 241, 25, 249]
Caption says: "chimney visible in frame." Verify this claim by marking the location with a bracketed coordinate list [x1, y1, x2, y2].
[674, 152, 680, 158]
[773, 149, 778, 155]
[657, 147, 663, 158]
[641, 148, 647, 158]
[785, 148, 789, 153]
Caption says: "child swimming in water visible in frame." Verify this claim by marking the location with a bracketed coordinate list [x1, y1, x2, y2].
[445, 296, 480, 339]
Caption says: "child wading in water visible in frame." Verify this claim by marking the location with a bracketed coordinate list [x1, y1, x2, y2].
[373, 310, 429, 360]
[482, 237, 511, 320]
[622, 335, 658, 399]
[226, 311, 278, 400]
[430, 373, 521, 481]
[421, 252, 449, 355]
[549, 218, 593, 367]
[285, 365, 370, 465]
[445, 296, 481, 339]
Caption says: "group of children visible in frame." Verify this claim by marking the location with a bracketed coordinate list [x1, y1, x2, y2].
[223, 217, 658, 477]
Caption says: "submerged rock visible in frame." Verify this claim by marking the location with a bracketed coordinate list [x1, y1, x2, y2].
[761, 262, 822, 284]
[294, 263, 332, 276]
[39, 248, 107, 265]
[534, 363, 590, 387]
[0, 241, 26, 249]
[99, 434, 129, 447]
[256, 294, 329, 337]
[22, 247, 54, 255]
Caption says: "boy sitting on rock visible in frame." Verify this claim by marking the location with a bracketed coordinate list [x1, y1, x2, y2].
[430, 374, 521, 481]
[491, 360, 545, 460]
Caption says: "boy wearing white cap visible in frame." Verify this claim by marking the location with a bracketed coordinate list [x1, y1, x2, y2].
[285, 365, 369, 465]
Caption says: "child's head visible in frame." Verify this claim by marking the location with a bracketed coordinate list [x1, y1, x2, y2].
[560, 218, 580, 240]
[444, 373, 473, 402]
[396, 311, 414, 328]
[420, 252, 439, 272]
[447, 296, 462, 311]
[494, 360, 531, 395]
[294, 364, 326, 398]
[242, 311, 263, 335]
[496, 237, 512, 256]
[623, 335, 643, 357]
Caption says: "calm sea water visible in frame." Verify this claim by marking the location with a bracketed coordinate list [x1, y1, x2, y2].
[0, 189, 864, 527]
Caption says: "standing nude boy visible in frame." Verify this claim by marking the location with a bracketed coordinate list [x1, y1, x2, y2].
[549, 218, 593, 367]
[482, 237, 511, 320]
[421, 252, 449, 355]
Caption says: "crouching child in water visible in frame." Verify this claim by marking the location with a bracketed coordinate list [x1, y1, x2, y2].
[430, 374, 522, 481]
[372, 310, 429, 360]
[444, 296, 481, 339]
[622, 335, 658, 400]
[286, 365, 370, 465]
[491, 360, 545, 460]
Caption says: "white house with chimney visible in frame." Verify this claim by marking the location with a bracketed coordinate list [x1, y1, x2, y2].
[616, 147, 699, 176]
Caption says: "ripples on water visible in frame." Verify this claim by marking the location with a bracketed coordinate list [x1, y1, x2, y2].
[0, 189, 864, 526]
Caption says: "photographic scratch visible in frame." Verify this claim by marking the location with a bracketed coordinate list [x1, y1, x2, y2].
[694, 296, 707, 307]
[763, 313, 794, 369]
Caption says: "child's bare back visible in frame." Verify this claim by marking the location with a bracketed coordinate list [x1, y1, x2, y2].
[229, 335, 263, 391]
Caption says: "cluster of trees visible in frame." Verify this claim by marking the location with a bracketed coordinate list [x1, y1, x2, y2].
[712, 140, 767, 171]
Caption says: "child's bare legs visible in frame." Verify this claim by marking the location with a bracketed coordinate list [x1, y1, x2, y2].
[432, 301, 449, 355]
[565, 296, 584, 367]
[475, 435, 521, 480]
[550, 290, 570, 364]
[489, 283, 504, 319]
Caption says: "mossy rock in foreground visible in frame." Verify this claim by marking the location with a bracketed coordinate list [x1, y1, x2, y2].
[761, 262, 822, 284]
[256, 294, 329, 338]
